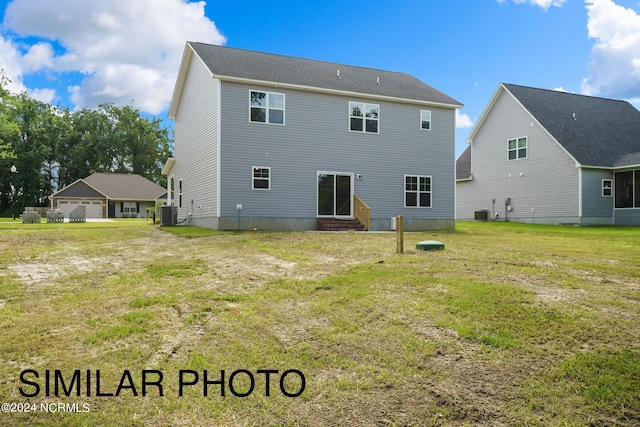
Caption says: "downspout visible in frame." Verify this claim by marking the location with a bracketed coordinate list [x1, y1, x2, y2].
[578, 166, 583, 224]
[215, 78, 222, 221]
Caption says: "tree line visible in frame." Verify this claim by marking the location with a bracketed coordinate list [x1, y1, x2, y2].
[0, 75, 173, 216]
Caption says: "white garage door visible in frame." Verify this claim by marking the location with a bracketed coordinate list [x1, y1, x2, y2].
[56, 200, 103, 218]
[84, 201, 103, 218]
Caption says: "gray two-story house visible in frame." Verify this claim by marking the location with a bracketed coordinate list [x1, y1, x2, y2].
[163, 42, 462, 231]
[456, 83, 640, 225]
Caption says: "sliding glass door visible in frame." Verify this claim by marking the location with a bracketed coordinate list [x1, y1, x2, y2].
[317, 172, 353, 217]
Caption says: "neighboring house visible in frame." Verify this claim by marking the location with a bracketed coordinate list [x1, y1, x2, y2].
[456, 83, 640, 225]
[163, 42, 463, 231]
[50, 173, 167, 219]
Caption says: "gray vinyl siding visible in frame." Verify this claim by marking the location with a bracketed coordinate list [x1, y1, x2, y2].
[580, 168, 614, 224]
[456, 89, 580, 223]
[614, 208, 640, 225]
[218, 81, 455, 230]
[173, 53, 219, 222]
[54, 181, 104, 198]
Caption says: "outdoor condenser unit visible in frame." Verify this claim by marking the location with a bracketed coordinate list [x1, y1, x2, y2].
[160, 205, 177, 226]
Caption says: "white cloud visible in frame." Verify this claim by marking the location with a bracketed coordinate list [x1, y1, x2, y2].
[22, 42, 54, 72]
[582, 0, 640, 101]
[2, 0, 226, 114]
[30, 87, 56, 104]
[0, 35, 27, 94]
[456, 110, 474, 129]
[497, 0, 567, 10]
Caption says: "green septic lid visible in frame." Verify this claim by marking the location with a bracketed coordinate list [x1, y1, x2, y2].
[416, 240, 444, 251]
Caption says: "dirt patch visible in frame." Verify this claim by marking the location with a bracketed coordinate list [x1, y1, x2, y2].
[272, 315, 329, 347]
[3, 224, 639, 426]
[7, 256, 116, 289]
[7, 262, 60, 286]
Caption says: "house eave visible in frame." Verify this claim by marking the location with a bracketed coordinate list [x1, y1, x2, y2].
[579, 163, 640, 170]
[107, 198, 161, 202]
[615, 163, 640, 170]
[162, 157, 175, 175]
[466, 85, 506, 144]
[215, 74, 464, 109]
[168, 44, 195, 120]
[579, 164, 611, 170]
[49, 178, 109, 200]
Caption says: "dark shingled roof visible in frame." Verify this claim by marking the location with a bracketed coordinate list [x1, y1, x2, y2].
[456, 145, 471, 180]
[504, 84, 640, 168]
[189, 42, 463, 107]
[83, 173, 166, 200]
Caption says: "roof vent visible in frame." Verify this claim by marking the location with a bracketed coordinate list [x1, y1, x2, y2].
[376, 76, 380, 85]
[573, 112, 576, 120]
[337, 70, 340, 79]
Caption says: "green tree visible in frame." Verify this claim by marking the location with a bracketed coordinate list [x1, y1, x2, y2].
[60, 103, 172, 187]
[41, 106, 73, 193]
[58, 107, 113, 187]
[0, 77, 173, 216]
[111, 104, 172, 185]
[12, 92, 53, 208]
[0, 73, 19, 214]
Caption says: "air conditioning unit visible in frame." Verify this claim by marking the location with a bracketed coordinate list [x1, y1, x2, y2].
[160, 205, 177, 226]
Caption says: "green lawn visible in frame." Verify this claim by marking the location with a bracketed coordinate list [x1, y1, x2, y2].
[0, 221, 638, 426]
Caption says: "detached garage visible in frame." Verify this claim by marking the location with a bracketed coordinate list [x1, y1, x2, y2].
[50, 173, 167, 219]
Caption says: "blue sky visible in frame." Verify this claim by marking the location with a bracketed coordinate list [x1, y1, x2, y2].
[2, 0, 640, 157]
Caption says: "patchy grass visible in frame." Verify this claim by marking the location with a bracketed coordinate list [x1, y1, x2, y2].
[0, 221, 638, 426]
[159, 224, 227, 238]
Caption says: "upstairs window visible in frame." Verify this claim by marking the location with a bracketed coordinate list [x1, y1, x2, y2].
[405, 175, 432, 208]
[250, 91, 284, 125]
[349, 102, 379, 133]
[508, 137, 527, 160]
[420, 110, 431, 130]
[252, 167, 271, 190]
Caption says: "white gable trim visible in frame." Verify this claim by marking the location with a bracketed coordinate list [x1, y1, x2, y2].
[466, 84, 504, 145]
[169, 43, 195, 120]
[49, 178, 109, 200]
[468, 83, 583, 172]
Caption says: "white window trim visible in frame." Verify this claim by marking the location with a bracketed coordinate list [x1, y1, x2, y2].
[249, 90, 285, 125]
[602, 179, 612, 197]
[508, 136, 528, 160]
[420, 109, 431, 130]
[316, 171, 354, 218]
[123, 201, 137, 214]
[404, 174, 432, 208]
[252, 166, 271, 190]
[348, 101, 379, 134]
